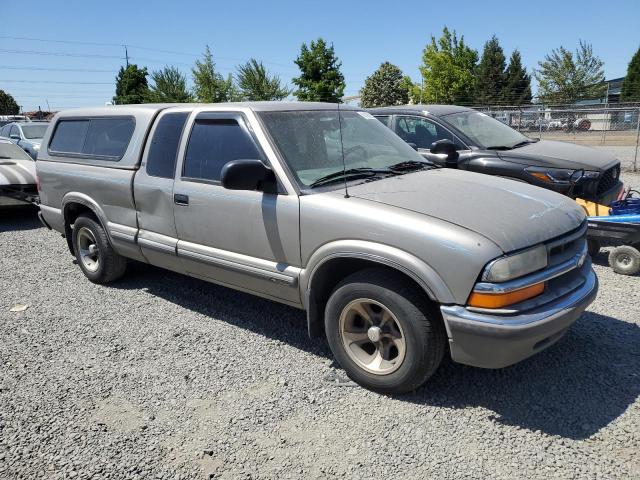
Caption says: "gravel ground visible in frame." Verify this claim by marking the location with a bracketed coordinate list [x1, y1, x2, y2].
[1, 174, 639, 479]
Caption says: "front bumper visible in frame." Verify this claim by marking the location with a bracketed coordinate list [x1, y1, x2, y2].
[592, 180, 624, 206]
[440, 267, 598, 369]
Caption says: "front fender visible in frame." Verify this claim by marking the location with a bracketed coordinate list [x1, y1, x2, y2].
[301, 239, 455, 307]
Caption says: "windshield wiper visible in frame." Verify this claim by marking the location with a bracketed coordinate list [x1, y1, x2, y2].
[511, 139, 538, 149]
[486, 139, 536, 150]
[388, 160, 434, 171]
[309, 168, 393, 188]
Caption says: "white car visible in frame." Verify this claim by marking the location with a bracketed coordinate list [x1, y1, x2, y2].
[0, 137, 37, 206]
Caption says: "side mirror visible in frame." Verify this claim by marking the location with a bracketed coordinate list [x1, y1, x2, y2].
[430, 139, 459, 168]
[221, 159, 278, 194]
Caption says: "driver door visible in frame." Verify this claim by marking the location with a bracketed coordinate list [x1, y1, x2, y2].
[172, 111, 301, 304]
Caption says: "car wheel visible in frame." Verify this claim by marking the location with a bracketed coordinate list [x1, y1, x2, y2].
[587, 239, 600, 257]
[324, 268, 446, 394]
[72, 214, 127, 283]
[608, 245, 640, 276]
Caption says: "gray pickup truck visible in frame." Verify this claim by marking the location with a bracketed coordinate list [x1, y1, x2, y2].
[36, 102, 597, 393]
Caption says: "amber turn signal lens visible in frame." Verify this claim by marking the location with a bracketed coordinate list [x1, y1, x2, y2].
[529, 172, 551, 183]
[468, 283, 545, 309]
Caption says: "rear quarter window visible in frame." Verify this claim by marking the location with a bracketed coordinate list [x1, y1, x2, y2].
[49, 117, 135, 160]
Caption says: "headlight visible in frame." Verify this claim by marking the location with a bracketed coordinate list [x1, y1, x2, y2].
[526, 167, 600, 184]
[526, 167, 574, 184]
[481, 244, 548, 283]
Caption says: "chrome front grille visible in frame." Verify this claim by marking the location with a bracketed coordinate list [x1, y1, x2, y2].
[546, 221, 588, 268]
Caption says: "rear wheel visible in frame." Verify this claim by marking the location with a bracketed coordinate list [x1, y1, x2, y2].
[72, 214, 127, 283]
[608, 245, 640, 276]
[324, 269, 446, 394]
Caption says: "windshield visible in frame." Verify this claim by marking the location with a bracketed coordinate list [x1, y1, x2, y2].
[440, 111, 527, 149]
[21, 124, 48, 140]
[0, 142, 32, 161]
[259, 110, 428, 188]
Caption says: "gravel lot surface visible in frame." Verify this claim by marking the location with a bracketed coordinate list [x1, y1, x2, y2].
[1, 173, 639, 479]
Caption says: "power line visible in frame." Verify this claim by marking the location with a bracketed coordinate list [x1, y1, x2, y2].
[0, 65, 115, 73]
[0, 48, 124, 60]
[0, 34, 299, 71]
[1, 79, 113, 85]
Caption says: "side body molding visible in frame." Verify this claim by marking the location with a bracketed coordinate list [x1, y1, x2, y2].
[301, 239, 455, 306]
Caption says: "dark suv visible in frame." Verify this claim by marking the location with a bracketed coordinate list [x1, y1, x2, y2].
[369, 105, 622, 204]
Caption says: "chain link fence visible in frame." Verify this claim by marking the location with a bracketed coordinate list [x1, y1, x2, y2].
[476, 105, 640, 171]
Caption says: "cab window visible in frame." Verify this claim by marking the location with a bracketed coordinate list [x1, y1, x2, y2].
[146, 112, 189, 179]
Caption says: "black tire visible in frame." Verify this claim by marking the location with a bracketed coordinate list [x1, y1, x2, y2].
[608, 246, 640, 276]
[587, 239, 601, 257]
[72, 214, 127, 284]
[324, 268, 446, 394]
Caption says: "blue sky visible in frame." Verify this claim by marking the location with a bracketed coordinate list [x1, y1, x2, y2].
[2, 0, 639, 111]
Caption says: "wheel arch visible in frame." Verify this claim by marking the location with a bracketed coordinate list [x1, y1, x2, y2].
[302, 241, 454, 338]
[61, 193, 111, 255]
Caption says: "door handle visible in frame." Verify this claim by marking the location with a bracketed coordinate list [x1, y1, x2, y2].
[174, 193, 189, 206]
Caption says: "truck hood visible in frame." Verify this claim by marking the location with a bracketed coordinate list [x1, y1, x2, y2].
[498, 139, 619, 171]
[346, 168, 585, 252]
[0, 159, 36, 186]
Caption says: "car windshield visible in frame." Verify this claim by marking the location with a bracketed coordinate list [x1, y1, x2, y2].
[0, 142, 32, 161]
[259, 110, 429, 188]
[440, 111, 528, 149]
[21, 124, 48, 139]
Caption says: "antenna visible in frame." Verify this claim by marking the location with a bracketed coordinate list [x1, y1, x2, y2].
[337, 102, 349, 198]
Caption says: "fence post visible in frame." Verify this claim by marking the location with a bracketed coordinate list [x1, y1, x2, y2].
[634, 107, 640, 172]
[539, 109, 543, 139]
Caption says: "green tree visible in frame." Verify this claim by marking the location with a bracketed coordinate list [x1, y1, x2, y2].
[400, 76, 423, 104]
[476, 35, 506, 105]
[503, 50, 532, 105]
[418, 27, 478, 105]
[359, 62, 409, 107]
[113, 64, 149, 105]
[0, 89, 19, 114]
[293, 38, 345, 102]
[236, 59, 291, 101]
[621, 46, 640, 102]
[192, 46, 236, 102]
[146, 66, 193, 103]
[535, 41, 606, 104]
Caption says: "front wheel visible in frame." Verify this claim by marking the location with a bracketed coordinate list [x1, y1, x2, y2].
[324, 269, 446, 394]
[72, 214, 127, 284]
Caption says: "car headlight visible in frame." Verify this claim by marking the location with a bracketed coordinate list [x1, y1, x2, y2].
[526, 167, 600, 184]
[481, 244, 548, 283]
